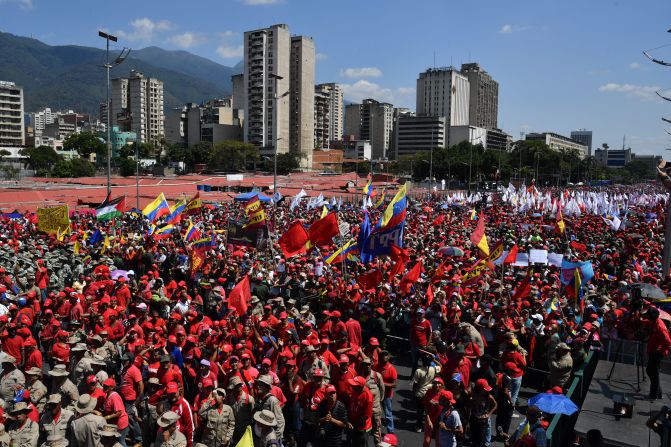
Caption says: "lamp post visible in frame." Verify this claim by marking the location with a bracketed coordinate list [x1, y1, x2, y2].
[268, 73, 289, 237]
[135, 142, 139, 209]
[429, 125, 434, 195]
[98, 30, 130, 198]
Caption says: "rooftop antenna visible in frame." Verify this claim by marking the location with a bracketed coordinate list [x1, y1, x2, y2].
[433, 51, 436, 69]
[622, 135, 626, 150]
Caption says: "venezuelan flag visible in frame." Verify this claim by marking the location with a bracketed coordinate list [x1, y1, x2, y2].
[166, 199, 187, 224]
[469, 214, 490, 257]
[379, 183, 407, 229]
[374, 190, 386, 210]
[602, 273, 616, 281]
[192, 233, 215, 249]
[325, 239, 358, 265]
[363, 175, 376, 198]
[153, 225, 175, 240]
[143, 193, 171, 222]
[183, 221, 201, 242]
[469, 209, 478, 221]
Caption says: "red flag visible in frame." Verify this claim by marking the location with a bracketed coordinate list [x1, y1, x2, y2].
[426, 284, 434, 306]
[400, 261, 423, 294]
[569, 240, 587, 253]
[431, 214, 445, 226]
[470, 215, 489, 256]
[512, 275, 531, 300]
[504, 245, 519, 264]
[190, 249, 206, 278]
[279, 221, 309, 258]
[390, 244, 409, 261]
[307, 213, 340, 247]
[358, 269, 382, 290]
[388, 258, 406, 279]
[228, 276, 251, 316]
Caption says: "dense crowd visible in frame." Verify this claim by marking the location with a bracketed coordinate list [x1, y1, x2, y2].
[0, 183, 669, 447]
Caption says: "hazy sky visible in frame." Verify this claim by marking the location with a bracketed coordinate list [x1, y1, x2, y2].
[2, 0, 671, 154]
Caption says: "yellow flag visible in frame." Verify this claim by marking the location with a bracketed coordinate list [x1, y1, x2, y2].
[73, 241, 80, 255]
[321, 205, 328, 219]
[102, 236, 110, 253]
[235, 426, 254, 447]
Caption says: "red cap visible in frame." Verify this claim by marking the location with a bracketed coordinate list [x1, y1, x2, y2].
[86, 375, 97, 384]
[24, 337, 37, 347]
[338, 354, 350, 364]
[440, 390, 457, 404]
[348, 376, 366, 388]
[313, 369, 326, 378]
[103, 378, 116, 388]
[331, 310, 341, 318]
[262, 358, 272, 366]
[368, 337, 380, 346]
[166, 382, 179, 394]
[202, 378, 214, 388]
[381, 434, 398, 446]
[475, 378, 492, 392]
[325, 384, 337, 394]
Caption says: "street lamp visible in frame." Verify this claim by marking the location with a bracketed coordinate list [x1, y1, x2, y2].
[268, 73, 289, 237]
[98, 30, 130, 198]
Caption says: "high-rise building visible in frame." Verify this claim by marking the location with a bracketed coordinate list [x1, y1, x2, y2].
[362, 99, 394, 160]
[290, 35, 315, 167]
[110, 70, 164, 146]
[570, 129, 593, 156]
[395, 115, 447, 160]
[243, 24, 291, 156]
[525, 132, 588, 158]
[29, 107, 54, 133]
[98, 102, 108, 128]
[344, 103, 362, 138]
[0, 81, 25, 147]
[231, 73, 245, 125]
[416, 67, 469, 143]
[460, 63, 498, 130]
[322, 83, 343, 142]
[314, 83, 343, 148]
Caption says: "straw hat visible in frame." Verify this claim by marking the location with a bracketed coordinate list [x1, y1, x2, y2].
[157, 411, 180, 428]
[74, 394, 98, 414]
[253, 409, 277, 427]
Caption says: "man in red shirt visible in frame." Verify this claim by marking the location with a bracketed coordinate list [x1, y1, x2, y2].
[345, 311, 363, 347]
[645, 307, 671, 399]
[34, 259, 49, 300]
[410, 308, 432, 373]
[23, 337, 42, 372]
[331, 355, 357, 403]
[375, 350, 398, 434]
[119, 352, 143, 446]
[499, 338, 526, 407]
[166, 381, 195, 447]
[347, 376, 373, 447]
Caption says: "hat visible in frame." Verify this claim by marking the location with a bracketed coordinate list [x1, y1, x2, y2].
[202, 378, 214, 388]
[9, 402, 31, 414]
[48, 364, 68, 377]
[475, 378, 492, 392]
[368, 337, 380, 347]
[46, 394, 62, 405]
[325, 384, 337, 394]
[312, 368, 326, 378]
[253, 409, 278, 427]
[439, 390, 457, 405]
[75, 394, 98, 414]
[25, 367, 42, 376]
[103, 378, 116, 388]
[157, 411, 180, 428]
[0, 353, 16, 365]
[100, 424, 120, 438]
[347, 376, 366, 388]
[228, 376, 243, 388]
[148, 378, 161, 386]
[256, 375, 273, 387]
[338, 354, 350, 364]
[166, 382, 179, 394]
[556, 342, 571, 351]
[380, 433, 398, 447]
[200, 359, 211, 367]
[433, 377, 445, 384]
[86, 375, 98, 385]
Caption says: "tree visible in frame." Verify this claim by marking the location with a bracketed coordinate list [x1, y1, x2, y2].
[20, 146, 60, 173]
[63, 132, 105, 159]
[119, 158, 137, 177]
[271, 153, 300, 175]
[208, 141, 259, 172]
[625, 160, 653, 179]
[0, 149, 10, 162]
[52, 159, 73, 178]
[51, 158, 95, 178]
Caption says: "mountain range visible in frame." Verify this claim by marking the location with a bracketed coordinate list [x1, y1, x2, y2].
[0, 31, 242, 115]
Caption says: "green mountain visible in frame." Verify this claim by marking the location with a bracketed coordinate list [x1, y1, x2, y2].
[0, 31, 242, 115]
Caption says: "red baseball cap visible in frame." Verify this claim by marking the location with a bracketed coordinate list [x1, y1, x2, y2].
[368, 337, 380, 347]
[166, 382, 179, 394]
[338, 354, 350, 364]
[347, 376, 366, 388]
[103, 378, 116, 388]
[86, 375, 98, 384]
[325, 384, 337, 394]
[475, 378, 492, 392]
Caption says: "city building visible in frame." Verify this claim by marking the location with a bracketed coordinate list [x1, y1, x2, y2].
[632, 154, 663, 177]
[594, 148, 632, 168]
[110, 70, 165, 146]
[486, 128, 512, 152]
[314, 83, 343, 149]
[165, 99, 242, 147]
[448, 125, 487, 148]
[460, 63, 499, 130]
[0, 80, 25, 148]
[570, 129, 593, 156]
[524, 132, 588, 158]
[165, 103, 200, 147]
[331, 136, 372, 161]
[416, 67, 470, 127]
[394, 115, 447, 159]
[312, 149, 343, 172]
[29, 107, 54, 133]
[99, 102, 108, 128]
[289, 35, 315, 168]
[352, 99, 394, 160]
[344, 103, 362, 138]
[231, 73, 245, 126]
[109, 125, 137, 157]
[243, 24, 291, 156]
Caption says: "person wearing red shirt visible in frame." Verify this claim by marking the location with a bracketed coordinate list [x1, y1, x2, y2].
[422, 378, 445, 447]
[331, 355, 357, 404]
[114, 278, 132, 308]
[23, 337, 41, 372]
[328, 311, 347, 341]
[34, 260, 49, 300]
[166, 382, 195, 447]
[441, 345, 472, 389]
[645, 307, 671, 399]
[102, 378, 130, 441]
[49, 331, 70, 364]
[410, 309, 433, 372]
[499, 338, 526, 408]
[119, 352, 144, 446]
[86, 375, 106, 411]
[3, 327, 23, 362]
[156, 355, 184, 388]
[347, 376, 373, 447]
[345, 311, 363, 348]
[68, 296, 84, 323]
[375, 350, 398, 434]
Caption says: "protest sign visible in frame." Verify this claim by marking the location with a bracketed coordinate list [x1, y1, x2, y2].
[37, 205, 70, 234]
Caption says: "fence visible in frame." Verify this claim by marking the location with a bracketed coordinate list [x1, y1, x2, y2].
[545, 350, 599, 447]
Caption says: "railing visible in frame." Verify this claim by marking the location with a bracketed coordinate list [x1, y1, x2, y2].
[546, 350, 598, 447]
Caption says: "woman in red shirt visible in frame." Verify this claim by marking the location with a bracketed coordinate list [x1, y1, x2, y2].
[101, 378, 130, 443]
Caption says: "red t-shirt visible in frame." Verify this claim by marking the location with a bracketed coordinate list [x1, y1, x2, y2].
[500, 350, 526, 378]
[347, 387, 373, 431]
[410, 318, 432, 347]
[104, 391, 129, 430]
[119, 365, 142, 401]
[375, 362, 398, 399]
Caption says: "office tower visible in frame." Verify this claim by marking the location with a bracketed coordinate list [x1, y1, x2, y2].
[0, 81, 25, 147]
[290, 35, 315, 167]
[570, 129, 593, 156]
[110, 70, 164, 145]
[416, 67, 470, 126]
[460, 63, 498, 129]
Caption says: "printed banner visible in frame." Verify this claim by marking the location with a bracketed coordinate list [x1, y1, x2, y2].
[37, 205, 70, 234]
[227, 220, 268, 248]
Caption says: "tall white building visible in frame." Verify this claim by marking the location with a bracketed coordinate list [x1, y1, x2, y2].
[29, 107, 54, 133]
[243, 24, 291, 155]
[570, 129, 593, 156]
[290, 35, 315, 168]
[416, 67, 470, 126]
[322, 83, 343, 141]
[111, 70, 164, 146]
[0, 81, 24, 148]
[314, 83, 343, 149]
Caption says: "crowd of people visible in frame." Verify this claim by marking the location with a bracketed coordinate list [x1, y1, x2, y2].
[0, 182, 669, 447]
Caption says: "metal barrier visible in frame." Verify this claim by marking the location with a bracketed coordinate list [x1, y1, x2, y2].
[546, 350, 598, 447]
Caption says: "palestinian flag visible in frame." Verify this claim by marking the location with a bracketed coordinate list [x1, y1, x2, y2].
[96, 196, 125, 221]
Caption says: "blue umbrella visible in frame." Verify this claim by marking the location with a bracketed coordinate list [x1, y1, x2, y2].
[527, 393, 579, 415]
